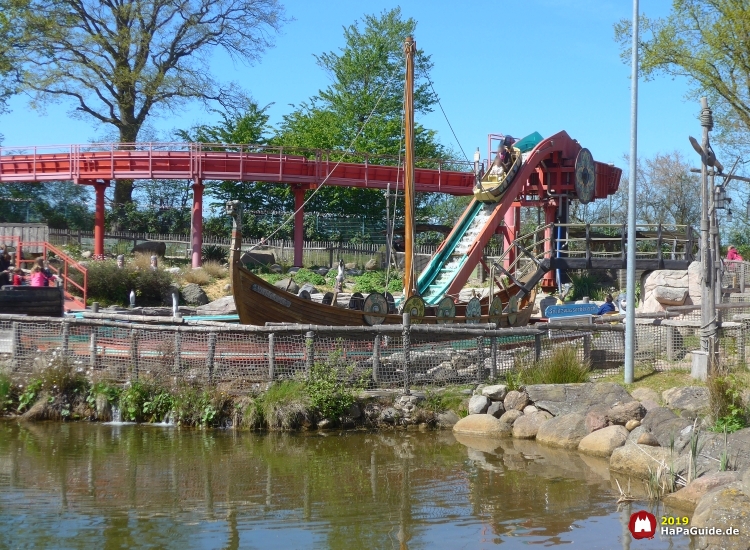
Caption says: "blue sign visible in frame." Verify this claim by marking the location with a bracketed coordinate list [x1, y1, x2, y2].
[545, 304, 599, 318]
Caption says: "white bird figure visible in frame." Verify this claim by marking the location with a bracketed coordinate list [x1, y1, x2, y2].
[129, 290, 136, 309]
[335, 259, 345, 292]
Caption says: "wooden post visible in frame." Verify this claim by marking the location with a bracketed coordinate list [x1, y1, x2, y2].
[534, 333, 542, 362]
[490, 336, 497, 381]
[583, 333, 591, 363]
[206, 331, 217, 385]
[742, 263, 746, 293]
[268, 333, 275, 381]
[328, 248, 334, 268]
[476, 336, 485, 383]
[130, 329, 140, 379]
[89, 331, 98, 370]
[173, 332, 181, 371]
[666, 325, 676, 361]
[585, 224, 592, 268]
[305, 331, 315, 377]
[11, 321, 19, 371]
[657, 224, 664, 269]
[402, 313, 411, 395]
[372, 334, 381, 384]
[61, 321, 70, 356]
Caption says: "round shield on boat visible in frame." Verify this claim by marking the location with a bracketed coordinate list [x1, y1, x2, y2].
[436, 296, 456, 324]
[488, 296, 503, 326]
[507, 295, 519, 326]
[574, 148, 596, 204]
[465, 296, 481, 324]
[322, 291, 334, 306]
[401, 295, 425, 324]
[384, 292, 397, 314]
[348, 292, 365, 310]
[363, 292, 388, 326]
[298, 290, 311, 300]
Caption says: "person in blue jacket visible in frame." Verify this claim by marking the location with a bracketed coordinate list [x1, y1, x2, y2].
[597, 294, 616, 315]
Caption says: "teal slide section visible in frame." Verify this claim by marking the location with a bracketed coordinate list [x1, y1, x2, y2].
[415, 200, 483, 305]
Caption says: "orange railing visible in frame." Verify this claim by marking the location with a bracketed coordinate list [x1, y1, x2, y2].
[0, 236, 87, 307]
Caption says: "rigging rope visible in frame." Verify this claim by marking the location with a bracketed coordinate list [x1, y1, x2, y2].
[248, 84, 392, 250]
[421, 71, 471, 165]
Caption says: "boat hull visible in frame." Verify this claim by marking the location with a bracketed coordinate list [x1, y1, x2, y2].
[233, 263, 535, 327]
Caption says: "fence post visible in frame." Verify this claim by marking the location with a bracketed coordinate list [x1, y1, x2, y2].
[130, 329, 140, 380]
[11, 321, 19, 371]
[666, 325, 676, 361]
[89, 331, 98, 370]
[402, 313, 411, 395]
[60, 321, 70, 357]
[742, 263, 747, 293]
[305, 331, 315, 378]
[372, 334, 381, 384]
[268, 333, 275, 381]
[583, 333, 592, 363]
[173, 331, 181, 371]
[534, 333, 542, 362]
[490, 336, 497, 381]
[476, 335, 485, 383]
[206, 331, 217, 385]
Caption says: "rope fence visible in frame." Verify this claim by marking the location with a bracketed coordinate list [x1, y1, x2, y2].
[1, 312, 748, 394]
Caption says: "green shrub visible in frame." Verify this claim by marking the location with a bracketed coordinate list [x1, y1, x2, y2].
[307, 350, 368, 421]
[352, 271, 402, 294]
[514, 345, 590, 385]
[708, 374, 747, 433]
[257, 380, 311, 430]
[120, 381, 173, 422]
[172, 384, 231, 427]
[82, 260, 174, 306]
[292, 268, 326, 286]
[16, 357, 89, 418]
[202, 244, 228, 263]
[0, 373, 10, 413]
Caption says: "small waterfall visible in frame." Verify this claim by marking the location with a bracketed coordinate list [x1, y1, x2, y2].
[112, 406, 122, 423]
[160, 410, 175, 426]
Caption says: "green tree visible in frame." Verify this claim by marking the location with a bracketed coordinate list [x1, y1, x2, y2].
[614, 1, 750, 153]
[0, 181, 93, 229]
[4, 0, 287, 206]
[274, 7, 453, 222]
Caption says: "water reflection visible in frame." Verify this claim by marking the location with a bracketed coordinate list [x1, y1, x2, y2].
[0, 422, 690, 549]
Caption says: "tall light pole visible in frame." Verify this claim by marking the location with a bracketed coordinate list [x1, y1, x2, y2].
[624, 0, 640, 384]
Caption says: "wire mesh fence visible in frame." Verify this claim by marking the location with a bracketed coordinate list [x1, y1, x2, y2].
[2, 312, 748, 394]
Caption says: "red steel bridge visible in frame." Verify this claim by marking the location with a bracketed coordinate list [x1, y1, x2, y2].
[0, 137, 621, 271]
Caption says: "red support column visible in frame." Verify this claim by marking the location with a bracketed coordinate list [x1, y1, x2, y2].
[541, 201, 557, 290]
[191, 179, 204, 268]
[94, 181, 109, 259]
[502, 206, 517, 270]
[293, 186, 305, 267]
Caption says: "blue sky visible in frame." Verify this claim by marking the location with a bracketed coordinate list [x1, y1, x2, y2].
[0, 0, 703, 174]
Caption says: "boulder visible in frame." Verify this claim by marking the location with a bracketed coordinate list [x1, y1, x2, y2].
[364, 258, 378, 271]
[640, 407, 692, 450]
[468, 395, 490, 415]
[196, 295, 236, 315]
[662, 386, 709, 415]
[536, 413, 588, 449]
[512, 410, 552, 439]
[132, 241, 166, 256]
[240, 251, 275, 266]
[631, 387, 661, 404]
[503, 390, 529, 411]
[626, 425, 647, 445]
[585, 404, 610, 433]
[607, 401, 647, 425]
[481, 384, 508, 401]
[499, 410, 523, 425]
[270, 264, 283, 274]
[180, 283, 209, 306]
[640, 399, 660, 412]
[578, 425, 629, 457]
[637, 431, 660, 447]
[437, 411, 460, 428]
[274, 278, 299, 294]
[379, 407, 401, 424]
[522, 405, 538, 414]
[453, 414, 512, 437]
[663, 471, 741, 512]
[609, 444, 679, 479]
[654, 286, 688, 305]
[692, 482, 750, 550]
[625, 419, 641, 431]
[487, 401, 505, 419]
[526, 383, 634, 416]
[298, 283, 320, 295]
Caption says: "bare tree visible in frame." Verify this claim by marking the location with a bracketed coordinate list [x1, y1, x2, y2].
[7, 0, 287, 205]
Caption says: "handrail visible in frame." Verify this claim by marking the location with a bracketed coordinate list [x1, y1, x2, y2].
[11, 240, 87, 307]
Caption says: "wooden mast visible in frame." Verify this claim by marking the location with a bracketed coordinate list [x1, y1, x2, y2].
[226, 200, 242, 289]
[403, 36, 416, 298]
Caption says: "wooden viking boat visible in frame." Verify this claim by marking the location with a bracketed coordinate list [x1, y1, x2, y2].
[228, 36, 537, 328]
[473, 145, 523, 203]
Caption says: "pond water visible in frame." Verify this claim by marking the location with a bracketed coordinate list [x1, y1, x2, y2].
[0, 422, 695, 549]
